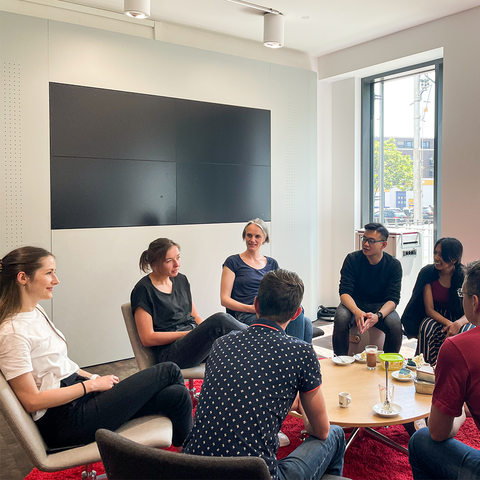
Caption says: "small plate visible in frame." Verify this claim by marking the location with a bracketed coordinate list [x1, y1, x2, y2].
[332, 356, 355, 366]
[392, 371, 414, 382]
[353, 353, 367, 364]
[373, 403, 403, 417]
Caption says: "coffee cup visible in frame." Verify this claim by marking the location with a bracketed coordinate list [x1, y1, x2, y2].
[339, 391, 352, 408]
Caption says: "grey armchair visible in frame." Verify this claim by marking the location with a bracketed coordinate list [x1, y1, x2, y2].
[96, 429, 351, 480]
[0, 371, 172, 479]
[121, 302, 205, 399]
[96, 428, 271, 480]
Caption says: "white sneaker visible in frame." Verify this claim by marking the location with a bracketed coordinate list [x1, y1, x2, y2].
[278, 430, 290, 447]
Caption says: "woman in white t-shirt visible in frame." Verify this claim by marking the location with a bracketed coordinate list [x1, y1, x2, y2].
[0, 246, 192, 450]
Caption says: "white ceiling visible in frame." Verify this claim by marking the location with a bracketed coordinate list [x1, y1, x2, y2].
[56, 0, 480, 56]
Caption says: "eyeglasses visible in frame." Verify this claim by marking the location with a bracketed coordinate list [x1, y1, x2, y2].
[361, 236, 385, 246]
[457, 288, 474, 298]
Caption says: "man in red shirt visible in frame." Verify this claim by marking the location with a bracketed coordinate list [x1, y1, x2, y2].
[408, 260, 480, 479]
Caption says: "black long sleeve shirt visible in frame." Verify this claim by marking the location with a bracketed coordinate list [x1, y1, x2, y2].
[339, 250, 402, 305]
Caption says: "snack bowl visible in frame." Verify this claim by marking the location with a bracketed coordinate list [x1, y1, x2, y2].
[414, 378, 435, 395]
[379, 353, 405, 371]
[416, 365, 435, 383]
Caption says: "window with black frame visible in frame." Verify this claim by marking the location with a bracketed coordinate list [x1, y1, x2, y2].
[361, 61, 443, 264]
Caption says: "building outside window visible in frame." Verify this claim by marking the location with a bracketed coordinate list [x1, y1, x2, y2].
[361, 61, 443, 264]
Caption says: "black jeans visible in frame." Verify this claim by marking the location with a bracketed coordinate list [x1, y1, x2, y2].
[36, 362, 192, 448]
[155, 312, 247, 368]
[332, 302, 402, 356]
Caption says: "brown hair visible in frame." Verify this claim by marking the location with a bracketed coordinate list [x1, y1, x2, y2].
[139, 238, 180, 273]
[257, 269, 304, 324]
[0, 246, 53, 325]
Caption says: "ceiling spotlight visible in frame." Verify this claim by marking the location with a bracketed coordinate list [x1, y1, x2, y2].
[124, 0, 150, 19]
[263, 12, 284, 48]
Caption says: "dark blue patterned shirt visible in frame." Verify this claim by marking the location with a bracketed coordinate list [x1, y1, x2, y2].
[183, 319, 321, 479]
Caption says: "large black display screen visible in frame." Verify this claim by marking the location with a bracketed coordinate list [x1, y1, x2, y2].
[50, 83, 271, 229]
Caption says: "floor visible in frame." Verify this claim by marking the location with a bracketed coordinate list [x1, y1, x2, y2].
[1, 321, 417, 480]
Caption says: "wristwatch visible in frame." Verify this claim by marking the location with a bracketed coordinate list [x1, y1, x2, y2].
[376, 312, 384, 321]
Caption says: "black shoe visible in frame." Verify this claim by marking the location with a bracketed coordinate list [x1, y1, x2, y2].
[312, 326, 324, 338]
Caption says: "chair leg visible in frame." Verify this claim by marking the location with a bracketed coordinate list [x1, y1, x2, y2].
[82, 464, 97, 479]
[188, 379, 200, 401]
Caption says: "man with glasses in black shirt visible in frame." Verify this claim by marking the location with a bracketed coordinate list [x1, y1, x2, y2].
[332, 223, 403, 355]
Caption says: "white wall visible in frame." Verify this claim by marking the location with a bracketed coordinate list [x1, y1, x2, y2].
[316, 6, 480, 305]
[0, 12, 317, 366]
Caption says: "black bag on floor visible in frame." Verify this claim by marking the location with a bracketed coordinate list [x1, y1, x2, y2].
[317, 305, 336, 320]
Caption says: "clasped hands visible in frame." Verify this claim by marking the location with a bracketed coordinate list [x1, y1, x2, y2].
[442, 320, 462, 338]
[355, 310, 379, 335]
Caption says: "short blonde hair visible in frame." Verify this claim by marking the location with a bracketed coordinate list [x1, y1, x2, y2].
[242, 218, 270, 243]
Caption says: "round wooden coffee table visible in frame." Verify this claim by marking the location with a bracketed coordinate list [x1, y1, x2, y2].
[318, 358, 432, 453]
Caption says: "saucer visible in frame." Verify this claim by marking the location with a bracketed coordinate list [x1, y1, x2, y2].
[373, 403, 403, 417]
[332, 356, 355, 366]
[353, 353, 367, 364]
[392, 371, 414, 382]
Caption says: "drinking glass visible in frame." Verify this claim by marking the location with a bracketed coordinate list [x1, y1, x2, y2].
[366, 345, 378, 370]
[379, 382, 395, 412]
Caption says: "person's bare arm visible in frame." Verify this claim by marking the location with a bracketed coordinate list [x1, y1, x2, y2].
[9, 372, 119, 413]
[429, 404, 466, 441]
[191, 300, 203, 325]
[134, 306, 188, 347]
[220, 266, 255, 314]
[299, 386, 330, 440]
[424, 284, 451, 327]
[78, 369, 96, 378]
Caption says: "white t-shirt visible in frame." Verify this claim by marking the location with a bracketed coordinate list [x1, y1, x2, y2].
[0, 306, 79, 420]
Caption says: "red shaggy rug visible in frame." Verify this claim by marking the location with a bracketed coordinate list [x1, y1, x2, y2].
[25, 380, 480, 480]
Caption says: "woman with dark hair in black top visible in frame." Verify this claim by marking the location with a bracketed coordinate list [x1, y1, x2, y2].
[131, 238, 246, 369]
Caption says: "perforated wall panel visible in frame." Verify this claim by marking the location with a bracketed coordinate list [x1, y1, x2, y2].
[2, 62, 23, 249]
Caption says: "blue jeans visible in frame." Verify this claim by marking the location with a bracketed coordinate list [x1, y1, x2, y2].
[278, 425, 345, 480]
[236, 310, 313, 343]
[409, 427, 480, 480]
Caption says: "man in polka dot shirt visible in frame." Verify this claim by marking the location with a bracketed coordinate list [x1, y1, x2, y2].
[183, 269, 345, 480]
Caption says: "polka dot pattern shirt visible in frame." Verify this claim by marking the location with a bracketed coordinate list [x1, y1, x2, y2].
[183, 319, 321, 479]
